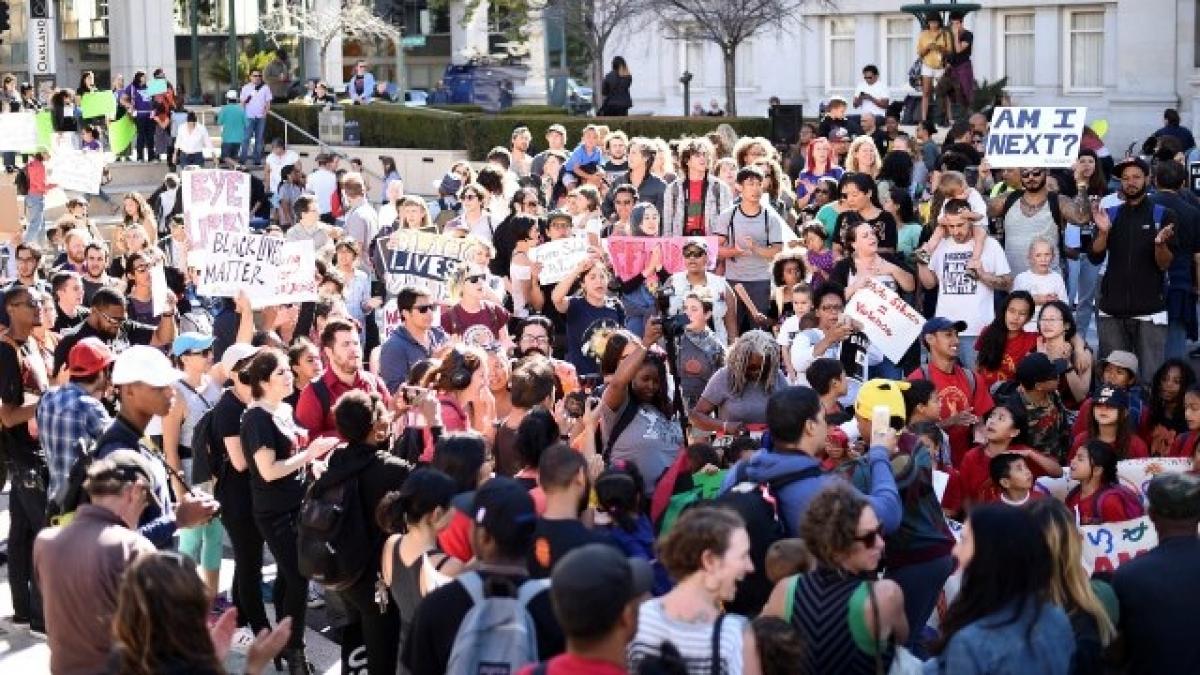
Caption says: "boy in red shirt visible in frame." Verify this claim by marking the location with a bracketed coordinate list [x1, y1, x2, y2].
[908, 317, 994, 467]
[959, 401, 1063, 507]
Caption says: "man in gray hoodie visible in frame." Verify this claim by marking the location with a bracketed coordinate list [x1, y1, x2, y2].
[379, 286, 448, 393]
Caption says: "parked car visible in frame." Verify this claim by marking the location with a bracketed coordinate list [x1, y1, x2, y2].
[566, 78, 593, 116]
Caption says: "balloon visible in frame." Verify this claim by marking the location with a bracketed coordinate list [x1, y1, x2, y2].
[1090, 119, 1109, 139]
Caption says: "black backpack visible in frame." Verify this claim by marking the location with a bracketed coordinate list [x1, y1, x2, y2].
[13, 167, 29, 196]
[297, 472, 368, 591]
[56, 438, 98, 520]
[189, 407, 220, 484]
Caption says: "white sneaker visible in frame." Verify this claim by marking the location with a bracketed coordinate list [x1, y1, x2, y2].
[229, 626, 256, 654]
[306, 582, 325, 609]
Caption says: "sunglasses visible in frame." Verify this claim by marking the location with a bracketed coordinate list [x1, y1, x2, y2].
[854, 525, 885, 548]
[462, 194, 480, 201]
[1020, 170, 1044, 178]
[683, 250, 706, 259]
[466, 274, 486, 284]
[412, 304, 435, 313]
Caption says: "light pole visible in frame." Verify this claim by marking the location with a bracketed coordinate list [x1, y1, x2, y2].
[228, 0, 238, 91]
[187, 0, 201, 104]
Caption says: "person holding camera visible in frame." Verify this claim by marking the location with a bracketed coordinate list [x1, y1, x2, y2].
[599, 328, 682, 495]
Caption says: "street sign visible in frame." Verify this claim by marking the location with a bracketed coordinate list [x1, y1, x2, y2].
[401, 35, 426, 48]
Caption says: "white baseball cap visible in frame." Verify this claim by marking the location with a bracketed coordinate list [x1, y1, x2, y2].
[220, 343, 262, 373]
[111, 345, 185, 387]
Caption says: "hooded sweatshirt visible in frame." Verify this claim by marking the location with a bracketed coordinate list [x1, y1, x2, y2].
[719, 443, 902, 537]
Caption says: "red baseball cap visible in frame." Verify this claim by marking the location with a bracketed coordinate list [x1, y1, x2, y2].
[68, 337, 116, 377]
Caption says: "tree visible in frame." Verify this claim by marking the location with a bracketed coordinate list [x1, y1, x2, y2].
[651, 0, 825, 116]
[260, 0, 402, 86]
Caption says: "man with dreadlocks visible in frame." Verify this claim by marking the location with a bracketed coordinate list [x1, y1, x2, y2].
[689, 330, 788, 436]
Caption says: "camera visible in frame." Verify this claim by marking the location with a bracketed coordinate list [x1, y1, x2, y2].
[654, 288, 688, 338]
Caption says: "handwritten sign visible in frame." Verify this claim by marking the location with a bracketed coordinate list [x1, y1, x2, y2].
[144, 79, 168, 97]
[0, 113, 37, 152]
[529, 237, 591, 284]
[1117, 457, 1191, 500]
[605, 236, 719, 282]
[842, 277, 923, 363]
[1080, 516, 1159, 575]
[376, 298, 403, 341]
[182, 170, 250, 250]
[109, 116, 136, 155]
[372, 229, 473, 301]
[79, 91, 117, 120]
[48, 150, 106, 194]
[984, 106, 1087, 169]
[198, 231, 317, 308]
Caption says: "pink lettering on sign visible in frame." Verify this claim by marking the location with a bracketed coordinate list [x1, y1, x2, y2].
[605, 236, 719, 282]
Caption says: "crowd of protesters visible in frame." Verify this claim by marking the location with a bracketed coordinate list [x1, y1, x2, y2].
[4, 44, 1200, 675]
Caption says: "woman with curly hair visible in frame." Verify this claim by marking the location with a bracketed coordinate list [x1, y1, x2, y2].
[844, 135, 883, 179]
[762, 483, 908, 674]
[600, 329, 682, 494]
[627, 506, 757, 674]
[121, 191, 158, 245]
[689, 330, 786, 435]
[111, 552, 290, 675]
[765, 248, 815, 326]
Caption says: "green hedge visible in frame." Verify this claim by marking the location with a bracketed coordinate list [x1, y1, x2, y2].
[268, 104, 771, 160]
[428, 104, 486, 113]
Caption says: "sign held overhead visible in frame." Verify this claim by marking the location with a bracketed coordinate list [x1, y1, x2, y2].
[984, 106, 1087, 169]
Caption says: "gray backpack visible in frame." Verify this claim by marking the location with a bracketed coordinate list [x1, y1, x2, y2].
[445, 572, 551, 675]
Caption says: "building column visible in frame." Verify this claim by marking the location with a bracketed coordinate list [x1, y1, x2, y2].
[107, 0, 178, 82]
[450, 0, 490, 65]
[512, 8, 548, 104]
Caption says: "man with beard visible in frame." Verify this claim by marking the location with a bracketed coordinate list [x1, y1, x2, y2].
[50, 271, 89, 333]
[602, 137, 666, 218]
[514, 315, 580, 394]
[53, 229, 89, 274]
[510, 126, 533, 178]
[379, 286, 450, 394]
[1089, 157, 1178, 383]
[985, 165, 1092, 275]
[80, 243, 119, 304]
[527, 443, 611, 578]
[296, 318, 392, 438]
[602, 130, 630, 180]
[52, 287, 177, 379]
[14, 244, 50, 294]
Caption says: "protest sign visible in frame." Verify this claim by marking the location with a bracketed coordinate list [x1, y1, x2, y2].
[1080, 516, 1158, 575]
[198, 232, 317, 308]
[79, 91, 117, 120]
[42, 187, 67, 210]
[1117, 457, 1191, 499]
[34, 111, 52, 152]
[606, 236, 720, 282]
[0, 113, 37, 152]
[1190, 162, 1200, 193]
[144, 79, 168, 97]
[150, 264, 169, 318]
[376, 299, 403, 341]
[984, 106, 1087, 169]
[373, 229, 473, 301]
[182, 170, 250, 249]
[529, 237, 591, 284]
[0, 184, 18, 235]
[109, 116, 136, 155]
[842, 278, 924, 363]
[48, 150, 106, 194]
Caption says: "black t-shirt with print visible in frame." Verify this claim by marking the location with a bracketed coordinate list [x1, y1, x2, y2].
[240, 405, 307, 516]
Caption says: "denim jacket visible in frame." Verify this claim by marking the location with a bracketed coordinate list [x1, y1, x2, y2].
[923, 599, 1073, 675]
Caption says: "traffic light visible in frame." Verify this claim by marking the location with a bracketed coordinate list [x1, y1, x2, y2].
[0, 2, 11, 33]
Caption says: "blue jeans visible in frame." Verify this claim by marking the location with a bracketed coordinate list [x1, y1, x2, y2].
[1074, 257, 1101, 342]
[239, 117, 266, 164]
[1167, 320, 1188, 361]
[24, 194, 45, 244]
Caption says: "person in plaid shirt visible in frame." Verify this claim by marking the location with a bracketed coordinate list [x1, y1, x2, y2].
[39, 337, 114, 509]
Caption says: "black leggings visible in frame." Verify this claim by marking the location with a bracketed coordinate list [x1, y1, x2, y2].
[335, 575, 400, 675]
[135, 115, 155, 161]
[217, 474, 272, 633]
[256, 508, 307, 650]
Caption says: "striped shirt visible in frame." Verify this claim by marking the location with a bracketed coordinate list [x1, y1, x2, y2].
[627, 599, 747, 675]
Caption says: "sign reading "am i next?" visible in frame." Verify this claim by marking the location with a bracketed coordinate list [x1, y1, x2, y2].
[984, 106, 1088, 169]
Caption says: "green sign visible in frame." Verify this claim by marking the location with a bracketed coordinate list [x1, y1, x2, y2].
[401, 35, 426, 48]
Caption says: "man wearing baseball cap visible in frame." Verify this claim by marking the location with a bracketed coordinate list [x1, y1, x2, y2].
[33, 450, 159, 675]
[908, 317, 993, 465]
[1089, 155, 1178, 384]
[94, 345, 219, 548]
[403, 477, 563, 674]
[39, 337, 115, 510]
[518, 543, 654, 675]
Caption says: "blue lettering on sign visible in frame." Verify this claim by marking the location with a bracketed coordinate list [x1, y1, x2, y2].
[1054, 108, 1079, 128]
[1086, 527, 1114, 555]
[1122, 520, 1149, 543]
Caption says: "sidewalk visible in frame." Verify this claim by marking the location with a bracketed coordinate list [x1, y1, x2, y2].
[0, 489, 344, 674]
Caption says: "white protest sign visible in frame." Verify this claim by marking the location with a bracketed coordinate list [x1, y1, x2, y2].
[1080, 516, 1159, 576]
[42, 187, 67, 210]
[0, 113, 37, 152]
[529, 236, 591, 284]
[47, 150, 105, 194]
[842, 278, 924, 363]
[150, 264, 169, 318]
[182, 170, 250, 250]
[933, 470, 950, 503]
[199, 232, 317, 308]
[984, 107, 1087, 169]
[1036, 457, 1190, 504]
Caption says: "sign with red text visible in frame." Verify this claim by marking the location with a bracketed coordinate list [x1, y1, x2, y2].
[1080, 517, 1158, 576]
[198, 231, 317, 308]
[842, 277, 923, 363]
[182, 170, 250, 249]
[605, 236, 719, 282]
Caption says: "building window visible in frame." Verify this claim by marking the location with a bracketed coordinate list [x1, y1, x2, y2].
[1000, 13, 1034, 88]
[1066, 10, 1104, 91]
[883, 16, 913, 89]
[827, 17, 856, 91]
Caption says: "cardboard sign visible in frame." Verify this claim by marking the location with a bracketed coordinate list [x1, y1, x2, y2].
[0, 183, 19, 235]
[529, 236, 591, 284]
[372, 229, 473, 301]
[984, 106, 1087, 169]
[109, 116, 136, 154]
[198, 232, 317, 308]
[79, 91, 117, 120]
[842, 277, 924, 363]
[375, 298, 403, 341]
[1080, 516, 1158, 575]
[606, 236, 719, 282]
[0, 113, 37, 152]
[48, 150, 106, 194]
[182, 170, 250, 250]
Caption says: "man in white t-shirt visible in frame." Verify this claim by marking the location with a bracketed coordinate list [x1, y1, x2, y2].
[916, 198, 1012, 368]
[263, 139, 298, 195]
[853, 65, 890, 121]
[306, 153, 339, 223]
